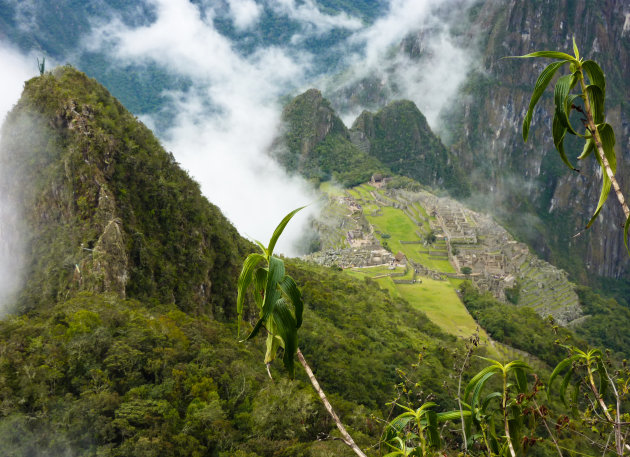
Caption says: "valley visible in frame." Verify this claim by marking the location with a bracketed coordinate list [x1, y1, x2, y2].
[307, 180, 582, 329]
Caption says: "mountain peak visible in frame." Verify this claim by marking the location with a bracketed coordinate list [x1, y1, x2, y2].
[0, 66, 247, 315]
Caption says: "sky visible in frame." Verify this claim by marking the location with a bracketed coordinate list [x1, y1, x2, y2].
[0, 0, 473, 308]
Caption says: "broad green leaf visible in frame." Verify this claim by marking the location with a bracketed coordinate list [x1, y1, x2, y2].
[552, 113, 576, 170]
[554, 74, 577, 135]
[253, 268, 267, 308]
[271, 298, 298, 376]
[586, 123, 616, 228]
[578, 136, 595, 160]
[505, 360, 531, 371]
[522, 60, 567, 142]
[264, 333, 283, 364]
[471, 371, 497, 411]
[515, 51, 576, 61]
[254, 239, 267, 256]
[387, 413, 414, 433]
[465, 364, 501, 401]
[586, 84, 605, 124]
[417, 402, 438, 412]
[244, 256, 285, 341]
[582, 60, 606, 93]
[236, 253, 265, 336]
[549, 355, 580, 396]
[482, 391, 502, 411]
[278, 275, 303, 328]
[267, 206, 306, 257]
[425, 410, 440, 448]
[625, 215, 630, 256]
[513, 367, 528, 394]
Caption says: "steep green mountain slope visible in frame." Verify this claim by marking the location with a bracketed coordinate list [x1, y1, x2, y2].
[271, 88, 387, 186]
[0, 67, 468, 456]
[273, 89, 469, 194]
[0, 66, 248, 315]
[350, 101, 469, 197]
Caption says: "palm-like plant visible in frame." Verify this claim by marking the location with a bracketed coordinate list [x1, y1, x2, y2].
[515, 38, 630, 252]
[549, 347, 627, 456]
[236, 207, 304, 377]
[236, 207, 368, 457]
[464, 357, 531, 457]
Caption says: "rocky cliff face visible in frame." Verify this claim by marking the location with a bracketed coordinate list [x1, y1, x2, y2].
[441, 0, 630, 281]
[0, 66, 248, 315]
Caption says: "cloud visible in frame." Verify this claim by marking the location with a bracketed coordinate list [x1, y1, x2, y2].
[0, 41, 35, 312]
[270, 0, 363, 34]
[324, 0, 475, 128]
[227, 0, 262, 30]
[88, 0, 318, 255]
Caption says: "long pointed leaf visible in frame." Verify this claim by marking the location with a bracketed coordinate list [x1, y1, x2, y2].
[522, 60, 567, 141]
[586, 84, 605, 124]
[278, 275, 303, 328]
[578, 136, 594, 160]
[244, 257, 285, 341]
[436, 410, 471, 422]
[471, 372, 497, 411]
[586, 123, 616, 228]
[559, 367, 574, 406]
[272, 298, 298, 377]
[267, 206, 306, 257]
[236, 253, 265, 336]
[549, 355, 580, 397]
[465, 365, 501, 401]
[582, 60, 606, 94]
[554, 74, 577, 135]
[552, 113, 576, 170]
[515, 51, 576, 61]
[513, 367, 528, 394]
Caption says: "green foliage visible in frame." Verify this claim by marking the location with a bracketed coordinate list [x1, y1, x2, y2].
[275, 89, 387, 187]
[515, 39, 630, 240]
[459, 282, 573, 366]
[236, 208, 305, 376]
[0, 66, 248, 315]
[352, 101, 469, 197]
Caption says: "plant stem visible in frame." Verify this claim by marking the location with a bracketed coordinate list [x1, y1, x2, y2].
[578, 70, 630, 222]
[502, 371, 517, 457]
[297, 348, 368, 457]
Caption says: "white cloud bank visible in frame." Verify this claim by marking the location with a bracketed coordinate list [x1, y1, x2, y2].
[88, 0, 319, 255]
[227, 0, 262, 30]
[330, 0, 474, 128]
[0, 41, 36, 312]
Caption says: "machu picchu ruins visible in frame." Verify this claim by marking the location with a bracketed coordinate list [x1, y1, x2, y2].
[306, 182, 582, 326]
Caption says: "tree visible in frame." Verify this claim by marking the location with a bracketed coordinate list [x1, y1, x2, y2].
[514, 38, 630, 254]
[236, 207, 368, 457]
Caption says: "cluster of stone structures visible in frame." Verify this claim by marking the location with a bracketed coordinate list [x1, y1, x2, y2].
[307, 184, 583, 325]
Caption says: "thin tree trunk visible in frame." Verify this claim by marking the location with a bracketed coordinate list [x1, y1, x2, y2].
[297, 348, 368, 457]
[579, 73, 630, 222]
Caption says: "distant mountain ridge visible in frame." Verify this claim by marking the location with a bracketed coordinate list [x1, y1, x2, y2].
[272, 88, 469, 196]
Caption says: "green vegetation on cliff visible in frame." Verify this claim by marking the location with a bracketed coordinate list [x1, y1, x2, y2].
[351, 101, 469, 197]
[273, 89, 387, 187]
[0, 67, 248, 315]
